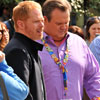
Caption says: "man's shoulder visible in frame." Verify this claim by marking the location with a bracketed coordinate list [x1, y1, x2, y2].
[4, 38, 26, 54]
[68, 32, 85, 42]
[67, 32, 87, 48]
[6, 38, 23, 48]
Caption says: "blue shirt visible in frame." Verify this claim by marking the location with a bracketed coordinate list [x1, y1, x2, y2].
[0, 59, 29, 100]
[89, 36, 100, 65]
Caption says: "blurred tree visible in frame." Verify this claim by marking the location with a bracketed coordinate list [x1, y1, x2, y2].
[0, 0, 35, 18]
[0, 0, 22, 18]
[68, 0, 100, 17]
[68, 0, 100, 27]
[0, 0, 22, 6]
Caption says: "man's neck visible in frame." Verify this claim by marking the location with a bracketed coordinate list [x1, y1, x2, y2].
[53, 36, 66, 46]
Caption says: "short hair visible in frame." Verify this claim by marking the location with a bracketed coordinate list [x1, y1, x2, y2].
[86, 16, 100, 40]
[13, 1, 42, 29]
[42, 0, 72, 21]
[68, 25, 84, 39]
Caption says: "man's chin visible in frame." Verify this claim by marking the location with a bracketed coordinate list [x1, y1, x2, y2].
[36, 35, 43, 40]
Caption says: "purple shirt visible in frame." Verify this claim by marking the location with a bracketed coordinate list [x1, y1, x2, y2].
[39, 32, 100, 100]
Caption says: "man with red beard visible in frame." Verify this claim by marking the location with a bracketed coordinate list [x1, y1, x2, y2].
[4, 1, 46, 100]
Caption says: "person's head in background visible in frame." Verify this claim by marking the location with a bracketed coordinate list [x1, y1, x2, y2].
[42, 0, 71, 42]
[85, 16, 100, 45]
[12, 1, 44, 41]
[0, 7, 10, 21]
[68, 25, 84, 39]
[0, 21, 9, 51]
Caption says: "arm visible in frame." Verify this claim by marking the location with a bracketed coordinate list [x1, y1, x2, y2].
[0, 51, 29, 100]
[83, 47, 100, 100]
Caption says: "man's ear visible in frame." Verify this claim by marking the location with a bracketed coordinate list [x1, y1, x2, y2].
[17, 20, 25, 30]
[44, 16, 49, 23]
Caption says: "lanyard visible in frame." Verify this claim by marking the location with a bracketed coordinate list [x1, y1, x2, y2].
[42, 38, 69, 90]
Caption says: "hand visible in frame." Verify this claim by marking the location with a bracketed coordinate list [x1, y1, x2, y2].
[0, 51, 5, 62]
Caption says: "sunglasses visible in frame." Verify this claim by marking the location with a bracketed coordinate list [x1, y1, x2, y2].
[88, 16, 100, 22]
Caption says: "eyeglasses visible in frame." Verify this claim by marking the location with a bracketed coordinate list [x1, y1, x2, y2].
[0, 30, 6, 34]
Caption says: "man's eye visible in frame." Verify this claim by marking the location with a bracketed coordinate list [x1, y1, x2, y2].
[56, 23, 62, 25]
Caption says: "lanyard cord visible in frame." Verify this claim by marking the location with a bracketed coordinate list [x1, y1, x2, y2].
[42, 38, 69, 90]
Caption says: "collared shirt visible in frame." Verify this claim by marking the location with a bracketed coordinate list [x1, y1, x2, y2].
[39, 32, 100, 100]
[89, 35, 100, 65]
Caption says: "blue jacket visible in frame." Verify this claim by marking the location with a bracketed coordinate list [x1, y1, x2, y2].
[0, 59, 29, 100]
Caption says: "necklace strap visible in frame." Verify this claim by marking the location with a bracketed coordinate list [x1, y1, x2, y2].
[42, 38, 69, 90]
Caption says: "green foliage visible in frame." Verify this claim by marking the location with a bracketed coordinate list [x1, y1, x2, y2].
[68, 0, 100, 17]
[89, 0, 100, 11]
[0, 0, 22, 5]
[0, 0, 23, 18]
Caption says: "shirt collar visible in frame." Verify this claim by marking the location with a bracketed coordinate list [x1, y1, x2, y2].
[43, 32, 70, 45]
[14, 32, 43, 51]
